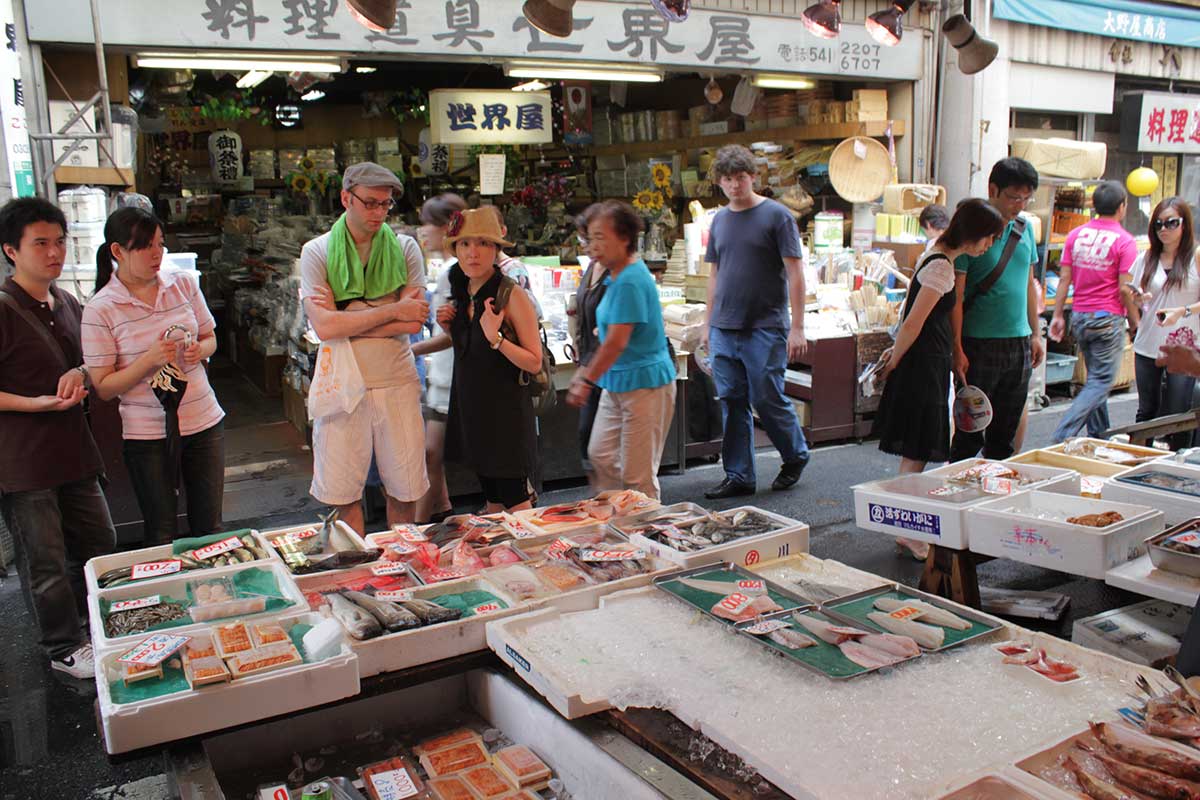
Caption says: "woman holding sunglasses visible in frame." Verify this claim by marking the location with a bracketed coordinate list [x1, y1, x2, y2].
[1129, 196, 1200, 449]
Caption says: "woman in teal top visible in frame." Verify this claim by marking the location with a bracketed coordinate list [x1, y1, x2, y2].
[567, 201, 676, 499]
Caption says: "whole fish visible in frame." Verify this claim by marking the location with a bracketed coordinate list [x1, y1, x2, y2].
[328, 592, 382, 640]
[1079, 743, 1200, 800]
[317, 508, 339, 552]
[676, 577, 768, 596]
[297, 548, 383, 574]
[399, 598, 462, 625]
[860, 632, 921, 659]
[839, 641, 904, 670]
[1063, 754, 1138, 800]
[867, 611, 945, 649]
[872, 597, 971, 630]
[343, 590, 420, 632]
[792, 613, 869, 645]
[768, 627, 817, 649]
[1146, 698, 1200, 741]
[1090, 722, 1200, 782]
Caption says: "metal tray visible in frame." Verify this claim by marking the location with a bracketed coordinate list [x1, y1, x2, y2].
[733, 606, 921, 681]
[1116, 469, 1200, 499]
[1146, 519, 1200, 579]
[821, 583, 1003, 653]
[652, 562, 810, 624]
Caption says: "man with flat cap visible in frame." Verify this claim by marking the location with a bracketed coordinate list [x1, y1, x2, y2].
[300, 162, 430, 533]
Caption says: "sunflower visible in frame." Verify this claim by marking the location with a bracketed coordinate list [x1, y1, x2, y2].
[633, 189, 657, 212]
[652, 163, 672, 188]
[300, 157, 316, 171]
[291, 174, 313, 194]
[649, 191, 665, 210]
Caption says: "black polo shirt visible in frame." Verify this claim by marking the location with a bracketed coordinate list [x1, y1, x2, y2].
[0, 276, 103, 492]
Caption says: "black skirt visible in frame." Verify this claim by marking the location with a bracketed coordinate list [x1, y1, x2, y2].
[873, 352, 952, 464]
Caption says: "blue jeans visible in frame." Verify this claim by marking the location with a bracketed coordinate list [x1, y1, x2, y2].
[1052, 313, 1127, 442]
[710, 327, 809, 485]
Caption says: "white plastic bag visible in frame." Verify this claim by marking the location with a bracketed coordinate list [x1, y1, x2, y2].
[307, 338, 366, 420]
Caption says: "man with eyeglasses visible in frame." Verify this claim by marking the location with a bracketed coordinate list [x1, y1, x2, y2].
[299, 162, 430, 534]
[949, 157, 1046, 461]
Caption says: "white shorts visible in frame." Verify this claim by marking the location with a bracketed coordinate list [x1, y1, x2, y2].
[311, 382, 429, 506]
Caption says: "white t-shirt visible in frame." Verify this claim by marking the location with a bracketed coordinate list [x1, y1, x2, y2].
[1130, 251, 1200, 359]
[299, 229, 426, 389]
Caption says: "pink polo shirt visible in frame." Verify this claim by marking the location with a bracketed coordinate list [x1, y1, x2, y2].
[1061, 218, 1137, 314]
[81, 268, 225, 440]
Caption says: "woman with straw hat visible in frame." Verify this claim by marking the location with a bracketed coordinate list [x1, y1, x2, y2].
[437, 208, 543, 511]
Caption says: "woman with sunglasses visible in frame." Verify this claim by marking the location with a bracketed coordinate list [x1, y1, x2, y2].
[1129, 196, 1200, 449]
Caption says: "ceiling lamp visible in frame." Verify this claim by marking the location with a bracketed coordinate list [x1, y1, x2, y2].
[802, 0, 841, 39]
[505, 61, 662, 83]
[751, 74, 816, 90]
[236, 70, 271, 89]
[651, 0, 690, 22]
[134, 54, 341, 74]
[704, 77, 723, 104]
[347, 0, 396, 32]
[522, 0, 576, 38]
[301, 89, 326, 102]
[866, 0, 916, 46]
[942, 13, 999, 74]
[512, 79, 551, 92]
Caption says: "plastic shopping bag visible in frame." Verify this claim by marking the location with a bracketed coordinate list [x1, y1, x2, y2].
[306, 338, 366, 420]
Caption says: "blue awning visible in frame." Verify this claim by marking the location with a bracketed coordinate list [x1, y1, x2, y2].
[994, 0, 1200, 48]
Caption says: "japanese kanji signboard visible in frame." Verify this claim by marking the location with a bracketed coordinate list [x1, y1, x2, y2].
[1131, 92, 1200, 154]
[27, 1, 924, 81]
[430, 89, 552, 145]
[995, 0, 1200, 50]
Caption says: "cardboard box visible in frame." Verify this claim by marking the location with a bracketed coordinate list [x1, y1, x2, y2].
[1010, 138, 1107, 180]
[1072, 599, 1192, 667]
[853, 89, 889, 110]
[49, 100, 99, 167]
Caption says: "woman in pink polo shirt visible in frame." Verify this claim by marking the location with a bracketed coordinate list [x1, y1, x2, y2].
[81, 208, 225, 544]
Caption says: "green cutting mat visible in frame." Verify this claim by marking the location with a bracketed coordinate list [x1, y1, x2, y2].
[756, 610, 870, 679]
[172, 529, 255, 554]
[826, 589, 998, 650]
[429, 590, 508, 619]
[657, 567, 803, 623]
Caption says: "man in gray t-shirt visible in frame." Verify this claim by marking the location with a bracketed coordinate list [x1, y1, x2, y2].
[300, 162, 429, 533]
[702, 145, 810, 499]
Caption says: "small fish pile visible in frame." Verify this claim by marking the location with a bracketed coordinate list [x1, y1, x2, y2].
[422, 514, 515, 548]
[1066, 511, 1125, 528]
[863, 596, 972, 650]
[96, 534, 269, 588]
[631, 509, 781, 552]
[326, 589, 466, 640]
[998, 642, 1081, 683]
[562, 545, 655, 583]
[1047, 722, 1200, 800]
[945, 461, 1032, 487]
[792, 613, 920, 670]
[104, 599, 188, 638]
[525, 490, 657, 531]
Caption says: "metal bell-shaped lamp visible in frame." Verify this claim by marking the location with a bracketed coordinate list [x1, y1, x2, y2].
[347, 0, 397, 32]
[522, 0, 576, 38]
[802, 0, 841, 39]
[942, 14, 999, 74]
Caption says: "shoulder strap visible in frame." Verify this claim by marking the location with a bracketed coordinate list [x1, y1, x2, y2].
[964, 216, 1027, 313]
[0, 289, 71, 372]
[493, 274, 517, 312]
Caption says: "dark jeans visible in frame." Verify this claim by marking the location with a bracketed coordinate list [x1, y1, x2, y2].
[123, 420, 225, 545]
[577, 384, 603, 468]
[950, 336, 1032, 462]
[1, 477, 115, 659]
[1135, 353, 1198, 451]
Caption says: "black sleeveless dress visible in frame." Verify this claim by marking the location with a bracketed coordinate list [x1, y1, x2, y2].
[873, 253, 956, 463]
[444, 265, 536, 479]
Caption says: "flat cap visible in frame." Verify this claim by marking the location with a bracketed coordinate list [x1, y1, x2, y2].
[342, 161, 404, 191]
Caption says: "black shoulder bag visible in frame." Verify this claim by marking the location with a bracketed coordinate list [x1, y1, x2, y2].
[962, 216, 1028, 313]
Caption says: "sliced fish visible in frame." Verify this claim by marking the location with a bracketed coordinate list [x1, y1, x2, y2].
[860, 632, 920, 659]
[676, 577, 768, 596]
[839, 641, 904, 670]
[872, 597, 971, 630]
[768, 628, 817, 649]
[328, 592, 382, 640]
[867, 611, 945, 649]
[792, 613, 870, 645]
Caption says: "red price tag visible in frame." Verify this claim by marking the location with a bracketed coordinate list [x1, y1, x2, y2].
[283, 529, 318, 543]
[394, 526, 427, 543]
[426, 567, 465, 581]
[503, 515, 536, 539]
[111, 595, 161, 612]
[372, 562, 409, 576]
[1171, 532, 1200, 546]
[889, 605, 923, 621]
[545, 538, 574, 560]
[580, 548, 646, 562]
[472, 602, 502, 614]
[375, 589, 413, 602]
[193, 536, 244, 560]
[117, 633, 190, 667]
[130, 559, 182, 581]
[717, 592, 753, 614]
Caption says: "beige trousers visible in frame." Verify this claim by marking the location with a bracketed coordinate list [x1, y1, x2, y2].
[587, 382, 677, 500]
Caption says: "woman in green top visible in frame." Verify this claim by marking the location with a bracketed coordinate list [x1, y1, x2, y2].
[567, 201, 676, 499]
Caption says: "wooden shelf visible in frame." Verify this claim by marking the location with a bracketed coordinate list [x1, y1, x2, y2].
[55, 165, 135, 187]
[589, 120, 905, 158]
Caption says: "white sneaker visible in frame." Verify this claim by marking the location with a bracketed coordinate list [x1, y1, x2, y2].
[51, 642, 95, 679]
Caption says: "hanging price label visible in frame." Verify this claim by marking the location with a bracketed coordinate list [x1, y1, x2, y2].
[472, 602, 502, 615]
[369, 768, 420, 800]
[888, 605, 923, 621]
[372, 562, 410, 576]
[193, 536, 245, 560]
[375, 589, 413, 602]
[130, 559, 183, 580]
[117, 632, 191, 667]
[743, 619, 789, 635]
[111, 595, 162, 612]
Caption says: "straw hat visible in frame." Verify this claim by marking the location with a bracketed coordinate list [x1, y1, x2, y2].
[444, 208, 514, 249]
[828, 136, 891, 203]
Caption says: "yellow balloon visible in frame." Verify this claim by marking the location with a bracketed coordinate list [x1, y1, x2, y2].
[1127, 167, 1160, 197]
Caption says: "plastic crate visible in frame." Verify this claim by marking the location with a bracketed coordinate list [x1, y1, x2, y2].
[1043, 353, 1077, 385]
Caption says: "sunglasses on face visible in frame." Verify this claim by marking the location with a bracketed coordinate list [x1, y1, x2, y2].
[1154, 217, 1184, 231]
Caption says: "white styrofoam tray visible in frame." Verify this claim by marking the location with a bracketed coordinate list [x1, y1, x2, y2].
[1103, 461, 1200, 526]
[624, 506, 809, 569]
[84, 531, 272, 596]
[89, 559, 307, 650]
[966, 490, 1164, 579]
[95, 611, 359, 754]
[1106, 553, 1200, 607]
[934, 767, 1079, 799]
[853, 460, 1080, 550]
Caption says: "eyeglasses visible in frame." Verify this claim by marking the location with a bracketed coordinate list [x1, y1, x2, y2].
[349, 192, 395, 212]
[1154, 217, 1184, 231]
[1000, 190, 1035, 207]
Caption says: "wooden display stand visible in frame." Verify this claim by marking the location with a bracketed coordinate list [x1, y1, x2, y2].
[919, 546, 989, 610]
[784, 333, 885, 444]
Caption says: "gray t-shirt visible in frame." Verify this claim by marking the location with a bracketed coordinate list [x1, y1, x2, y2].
[704, 198, 802, 330]
[299, 229, 426, 389]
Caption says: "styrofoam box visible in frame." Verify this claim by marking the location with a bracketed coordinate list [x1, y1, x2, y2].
[1006, 447, 1135, 479]
[49, 100, 98, 167]
[84, 532, 272, 597]
[934, 767, 1079, 799]
[89, 559, 307, 650]
[966, 490, 1163, 579]
[94, 611, 359, 754]
[1102, 461, 1200, 526]
[625, 506, 809, 569]
[1072, 598, 1192, 667]
[854, 460, 1080, 550]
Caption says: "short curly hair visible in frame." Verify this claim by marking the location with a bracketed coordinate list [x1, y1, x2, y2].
[711, 144, 757, 180]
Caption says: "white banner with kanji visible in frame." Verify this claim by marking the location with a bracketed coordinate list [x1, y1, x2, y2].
[1138, 92, 1200, 153]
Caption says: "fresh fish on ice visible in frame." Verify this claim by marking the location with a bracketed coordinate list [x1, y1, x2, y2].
[791, 613, 870, 645]
[872, 597, 971, 630]
[317, 508, 339, 551]
[838, 641, 905, 670]
[767, 628, 817, 649]
[327, 592, 383, 640]
[860, 632, 920, 659]
[400, 597, 462, 625]
[1090, 722, 1200, 782]
[1063, 754, 1137, 800]
[1078, 741, 1200, 800]
[676, 577, 769, 596]
[342, 590, 420, 632]
[866, 611, 945, 649]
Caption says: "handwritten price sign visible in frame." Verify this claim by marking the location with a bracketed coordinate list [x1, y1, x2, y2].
[193, 536, 244, 560]
[111, 595, 161, 612]
[472, 602, 502, 615]
[392, 526, 428, 543]
[375, 589, 413, 602]
[117, 632, 190, 667]
[981, 476, 1016, 495]
[387, 542, 418, 557]
[130, 559, 182, 580]
[369, 768, 420, 800]
[579, 549, 646, 562]
[545, 539, 574, 560]
[717, 592, 753, 615]
[283, 529, 318, 543]
[425, 568, 465, 582]
[371, 562, 410, 576]
[737, 580, 764, 592]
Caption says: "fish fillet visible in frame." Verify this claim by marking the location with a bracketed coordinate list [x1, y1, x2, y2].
[839, 641, 905, 670]
[867, 611, 945, 649]
[860, 632, 920, 659]
[711, 594, 782, 623]
[768, 628, 817, 649]
[872, 597, 971, 630]
[792, 613, 870, 645]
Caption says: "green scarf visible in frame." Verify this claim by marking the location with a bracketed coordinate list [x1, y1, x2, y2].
[325, 214, 407, 302]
